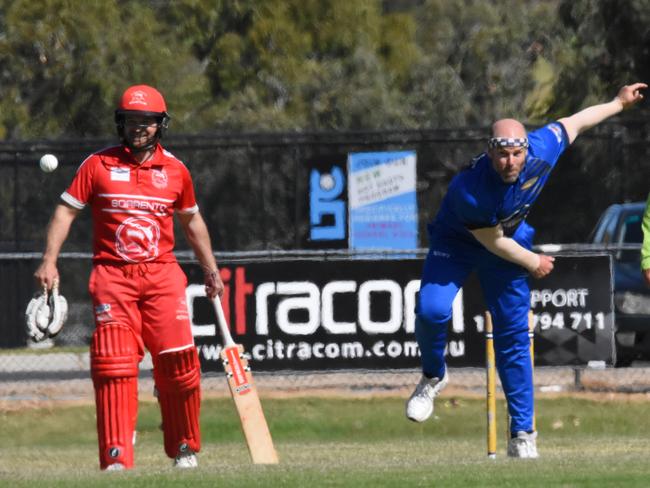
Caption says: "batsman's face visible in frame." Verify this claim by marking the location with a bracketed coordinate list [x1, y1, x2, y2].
[489, 146, 527, 184]
[124, 115, 159, 150]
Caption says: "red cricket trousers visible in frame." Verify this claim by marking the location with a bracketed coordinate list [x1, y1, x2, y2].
[89, 261, 195, 355]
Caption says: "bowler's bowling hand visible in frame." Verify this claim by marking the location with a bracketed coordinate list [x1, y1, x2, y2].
[531, 254, 555, 279]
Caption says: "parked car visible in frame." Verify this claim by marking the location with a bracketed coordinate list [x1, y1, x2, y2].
[589, 201, 649, 366]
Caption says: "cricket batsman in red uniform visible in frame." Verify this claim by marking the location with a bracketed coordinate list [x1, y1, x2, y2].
[34, 84, 224, 470]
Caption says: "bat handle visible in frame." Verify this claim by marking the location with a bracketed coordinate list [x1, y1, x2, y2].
[52, 278, 60, 299]
[212, 296, 236, 347]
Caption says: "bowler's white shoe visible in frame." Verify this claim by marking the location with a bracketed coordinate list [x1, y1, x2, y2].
[405, 371, 449, 422]
[174, 449, 198, 469]
[507, 431, 539, 459]
[105, 463, 125, 471]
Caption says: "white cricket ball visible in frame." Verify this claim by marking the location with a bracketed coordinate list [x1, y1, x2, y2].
[39, 154, 58, 172]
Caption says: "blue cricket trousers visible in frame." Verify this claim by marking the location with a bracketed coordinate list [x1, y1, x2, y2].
[415, 228, 535, 434]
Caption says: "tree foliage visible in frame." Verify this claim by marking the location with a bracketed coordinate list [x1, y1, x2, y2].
[0, 0, 206, 138]
[0, 0, 646, 139]
[545, 0, 650, 118]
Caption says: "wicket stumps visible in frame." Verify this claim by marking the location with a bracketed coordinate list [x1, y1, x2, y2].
[528, 310, 536, 432]
[485, 310, 536, 458]
[485, 311, 497, 459]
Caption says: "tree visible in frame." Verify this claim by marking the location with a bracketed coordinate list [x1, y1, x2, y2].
[161, 0, 425, 130]
[545, 0, 650, 119]
[413, 0, 566, 126]
[0, 0, 206, 138]
[1, 0, 646, 137]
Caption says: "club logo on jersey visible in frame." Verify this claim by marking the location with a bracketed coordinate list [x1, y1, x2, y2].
[151, 168, 168, 189]
[111, 167, 130, 182]
[115, 216, 161, 263]
[521, 176, 539, 190]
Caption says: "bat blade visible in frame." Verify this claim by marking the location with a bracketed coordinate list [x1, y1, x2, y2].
[221, 344, 279, 464]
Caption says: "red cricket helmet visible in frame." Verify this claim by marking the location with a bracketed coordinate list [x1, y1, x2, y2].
[118, 84, 168, 115]
[115, 84, 170, 151]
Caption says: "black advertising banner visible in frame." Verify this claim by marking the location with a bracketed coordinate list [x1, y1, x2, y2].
[182, 253, 614, 372]
[184, 259, 423, 372]
[533, 254, 615, 365]
[455, 254, 615, 367]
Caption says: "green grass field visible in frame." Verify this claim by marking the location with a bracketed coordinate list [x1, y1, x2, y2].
[2, 395, 650, 487]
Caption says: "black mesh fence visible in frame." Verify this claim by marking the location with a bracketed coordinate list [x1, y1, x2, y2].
[1, 121, 649, 253]
[2, 123, 650, 391]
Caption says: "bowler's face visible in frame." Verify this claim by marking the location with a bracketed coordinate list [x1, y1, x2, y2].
[488, 146, 527, 183]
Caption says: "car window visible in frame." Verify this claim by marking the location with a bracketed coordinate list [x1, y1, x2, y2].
[622, 213, 643, 243]
[617, 210, 643, 262]
[592, 207, 617, 243]
[601, 210, 619, 244]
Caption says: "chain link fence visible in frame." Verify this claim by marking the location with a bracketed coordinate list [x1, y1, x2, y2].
[4, 364, 650, 408]
[2, 124, 650, 400]
[3, 246, 650, 399]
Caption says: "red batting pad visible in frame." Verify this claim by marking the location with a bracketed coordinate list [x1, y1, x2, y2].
[90, 324, 139, 469]
[154, 347, 201, 458]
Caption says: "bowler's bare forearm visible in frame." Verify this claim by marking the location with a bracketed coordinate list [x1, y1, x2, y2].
[470, 225, 540, 272]
[469, 225, 554, 278]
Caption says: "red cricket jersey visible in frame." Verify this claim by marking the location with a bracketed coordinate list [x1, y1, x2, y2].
[61, 144, 198, 264]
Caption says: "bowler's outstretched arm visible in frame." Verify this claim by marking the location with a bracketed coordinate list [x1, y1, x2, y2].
[559, 82, 646, 144]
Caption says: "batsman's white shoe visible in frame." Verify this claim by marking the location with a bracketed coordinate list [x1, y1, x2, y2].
[105, 463, 125, 471]
[405, 371, 449, 422]
[507, 431, 539, 459]
[174, 450, 198, 469]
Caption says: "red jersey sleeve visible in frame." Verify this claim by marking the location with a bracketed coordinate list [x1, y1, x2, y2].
[60, 155, 96, 209]
[176, 164, 198, 214]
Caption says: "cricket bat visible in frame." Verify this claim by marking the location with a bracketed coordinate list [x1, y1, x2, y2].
[212, 296, 279, 464]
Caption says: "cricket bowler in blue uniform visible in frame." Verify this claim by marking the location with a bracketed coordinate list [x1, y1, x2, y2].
[406, 83, 646, 458]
